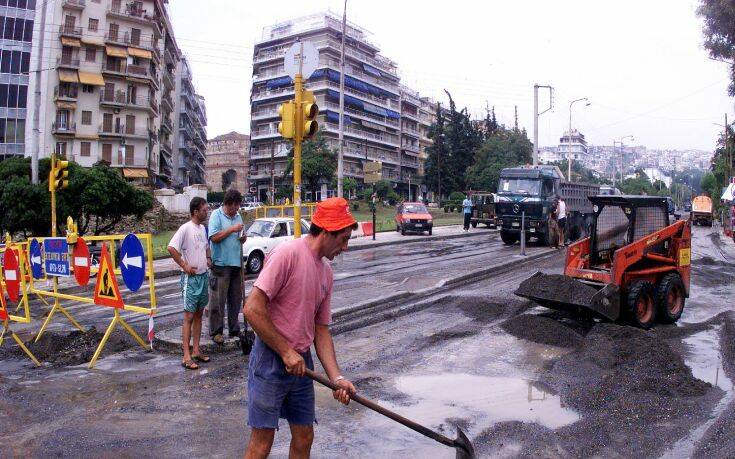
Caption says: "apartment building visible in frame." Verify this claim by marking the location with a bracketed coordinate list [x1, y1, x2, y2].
[417, 95, 436, 200]
[205, 131, 249, 193]
[0, 0, 35, 159]
[172, 57, 206, 186]
[557, 129, 588, 163]
[26, 0, 184, 187]
[251, 13, 434, 202]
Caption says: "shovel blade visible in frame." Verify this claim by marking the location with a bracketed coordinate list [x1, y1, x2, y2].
[454, 428, 475, 459]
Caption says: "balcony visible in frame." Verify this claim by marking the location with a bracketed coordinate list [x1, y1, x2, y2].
[160, 139, 172, 154]
[127, 64, 149, 78]
[162, 68, 174, 89]
[107, 3, 157, 26]
[99, 123, 124, 136]
[57, 56, 80, 69]
[99, 89, 126, 106]
[149, 98, 159, 114]
[402, 143, 420, 154]
[323, 122, 399, 147]
[62, 0, 85, 10]
[161, 93, 174, 112]
[251, 127, 281, 140]
[103, 61, 127, 77]
[161, 116, 173, 133]
[322, 101, 399, 128]
[164, 48, 176, 67]
[52, 122, 76, 135]
[59, 24, 82, 37]
[54, 85, 78, 101]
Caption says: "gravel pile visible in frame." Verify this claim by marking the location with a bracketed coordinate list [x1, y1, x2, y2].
[515, 273, 598, 306]
[501, 314, 585, 348]
[11, 328, 132, 367]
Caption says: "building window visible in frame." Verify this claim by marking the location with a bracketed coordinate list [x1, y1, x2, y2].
[55, 142, 67, 157]
[80, 141, 91, 157]
[126, 114, 135, 134]
[125, 144, 134, 165]
[130, 28, 141, 46]
[81, 110, 92, 125]
[102, 143, 112, 163]
[108, 23, 119, 42]
[82, 84, 94, 93]
[85, 47, 96, 62]
[88, 18, 98, 32]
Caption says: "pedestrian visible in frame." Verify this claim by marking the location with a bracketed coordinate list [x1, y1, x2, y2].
[462, 193, 473, 231]
[208, 188, 247, 346]
[557, 196, 567, 247]
[549, 197, 560, 249]
[243, 197, 358, 459]
[168, 196, 211, 370]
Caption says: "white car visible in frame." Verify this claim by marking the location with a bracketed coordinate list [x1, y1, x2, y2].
[240, 202, 263, 212]
[242, 217, 310, 274]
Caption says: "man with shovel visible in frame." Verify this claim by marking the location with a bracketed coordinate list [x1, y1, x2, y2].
[243, 197, 358, 458]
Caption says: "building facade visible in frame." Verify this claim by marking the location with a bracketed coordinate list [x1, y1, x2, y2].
[205, 131, 249, 193]
[172, 57, 206, 186]
[22, 0, 203, 189]
[0, 0, 36, 159]
[557, 129, 588, 163]
[250, 13, 432, 202]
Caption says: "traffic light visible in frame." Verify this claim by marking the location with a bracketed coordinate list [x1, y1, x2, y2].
[301, 90, 318, 139]
[278, 101, 295, 139]
[50, 160, 69, 192]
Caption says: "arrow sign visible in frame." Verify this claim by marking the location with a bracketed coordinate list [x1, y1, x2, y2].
[122, 253, 143, 269]
[120, 234, 145, 292]
[29, 239, 44, 279]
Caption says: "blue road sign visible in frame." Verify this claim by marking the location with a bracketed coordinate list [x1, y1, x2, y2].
[29, 239, 44, 279]
[120, 234, 145, 292]
[43, 237, 70, 277]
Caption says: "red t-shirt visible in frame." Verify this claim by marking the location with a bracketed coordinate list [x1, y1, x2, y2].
[253, 237, 333, 353]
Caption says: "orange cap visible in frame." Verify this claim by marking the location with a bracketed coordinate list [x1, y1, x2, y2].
[311, 197, 357, 232]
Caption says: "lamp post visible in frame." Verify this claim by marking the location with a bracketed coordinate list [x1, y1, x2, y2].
[714, 116, 731, 178]
[567, 97, 590, 181]
[613, 135, 634, 186]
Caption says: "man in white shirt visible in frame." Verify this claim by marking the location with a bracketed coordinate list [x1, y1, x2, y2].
[168, 197, 212, 370]
[557, 197, 567, 247]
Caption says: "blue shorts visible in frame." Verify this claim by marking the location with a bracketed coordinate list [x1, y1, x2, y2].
[247, 337, 315, 429]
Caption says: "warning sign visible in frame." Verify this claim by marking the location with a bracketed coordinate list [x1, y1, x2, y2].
[93, 244, 124, 309]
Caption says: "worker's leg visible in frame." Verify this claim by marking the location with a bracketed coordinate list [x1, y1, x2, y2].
[288, 424, 314, 459]
[244, 428, 275, 459]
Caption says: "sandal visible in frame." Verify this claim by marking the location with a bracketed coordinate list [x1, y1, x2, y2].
[192, 354, 210, 363]
[181, 359, 199, 370]
[212, 334, 224, 345]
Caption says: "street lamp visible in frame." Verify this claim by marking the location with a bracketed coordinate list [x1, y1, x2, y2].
[567, 97, 590, 181]
[612, 135, 634, 186]
[713, 120, 731, 178]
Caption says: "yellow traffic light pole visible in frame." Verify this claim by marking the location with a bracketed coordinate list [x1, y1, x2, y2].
[294, 74, 303, 238]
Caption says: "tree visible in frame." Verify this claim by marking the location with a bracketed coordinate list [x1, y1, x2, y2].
[331, 176, 358, 199]
[221, 169, 237, 191]
[0, 158, 153, 237]
[283, 132, 337, 199]
[553, 160, 611, 185]
[698, 0, 735, 95]
[465, 127, 533, 192]
[700, 171, 719, 200]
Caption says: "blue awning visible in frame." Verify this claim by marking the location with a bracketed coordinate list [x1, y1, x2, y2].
[385, 109, 400, 119]
[363, 102, 387, 117]
[266, 76, 292, 89]
[362, 63, 382, 78]
[325, 110, 352, 125]
[312, 68, 398, 99]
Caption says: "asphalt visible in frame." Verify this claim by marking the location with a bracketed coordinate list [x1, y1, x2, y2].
[1, 225, 734, 457]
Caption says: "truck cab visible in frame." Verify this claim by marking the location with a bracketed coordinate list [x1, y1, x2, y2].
[495, 166, 561, 246]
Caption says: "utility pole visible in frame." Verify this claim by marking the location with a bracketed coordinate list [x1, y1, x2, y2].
[726, 113, 731, 178]
[514, 105, 518, 132]
[568, 97, 590, 181]
[337, 0, 347, 198]
[532, 84, 553, 166]
[270, 140, 275, 205]
[31, 0, 49, 184]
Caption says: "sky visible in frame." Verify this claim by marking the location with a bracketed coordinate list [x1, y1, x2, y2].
[167, 0, 733, 152]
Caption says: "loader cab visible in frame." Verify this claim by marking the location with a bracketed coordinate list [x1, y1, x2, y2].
[589, 196, 670, 265]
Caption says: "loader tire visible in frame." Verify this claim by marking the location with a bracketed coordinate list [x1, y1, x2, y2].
[626, 281, 656, 329]
[656, 273, 685, 324]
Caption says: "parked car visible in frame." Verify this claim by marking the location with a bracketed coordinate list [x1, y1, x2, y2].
[242, 217, 310, 274]
[395, 202, 433, 235]
[666, 197, 681, 220]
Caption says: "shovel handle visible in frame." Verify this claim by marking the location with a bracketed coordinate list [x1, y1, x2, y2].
[304, 368, 456, 448]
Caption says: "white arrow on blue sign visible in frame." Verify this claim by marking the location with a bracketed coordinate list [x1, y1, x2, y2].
[29, 238, 44, 279]
[120, 234, 145, 292]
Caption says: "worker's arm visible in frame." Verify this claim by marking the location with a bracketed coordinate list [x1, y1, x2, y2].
[314, 324, 356, 405]
[210, 224, 243, 243]
[243, 287, 305, 374]
[167, 246, 196, 275]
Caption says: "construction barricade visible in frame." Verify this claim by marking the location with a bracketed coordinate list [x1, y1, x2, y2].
[0, 237, 40, 366]
[26, 227, 158, 368]
[253, 203, 318, 220]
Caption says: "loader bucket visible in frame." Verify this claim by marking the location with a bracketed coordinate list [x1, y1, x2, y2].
[514, 272, 621, 321]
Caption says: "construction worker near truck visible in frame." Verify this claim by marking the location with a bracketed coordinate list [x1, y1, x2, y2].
[243, 197, 358, 459]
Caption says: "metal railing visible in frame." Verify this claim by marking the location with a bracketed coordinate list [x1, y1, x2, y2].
[59, 25, 82, 36]
[62, 0, 86, 8]
[57, 56, 80, 67]
[99, 89, 126, 104]
[253, 203, 318, 220]
[54, 85, 78, 99]
[99, 123, 124, 135]
[52, 121, 76, 133]
[107, 3, 156, 23]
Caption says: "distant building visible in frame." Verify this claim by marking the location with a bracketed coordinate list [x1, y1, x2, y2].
[172, 57, 207, 187]
[539, 146, 563, 164]
[557, 129, 588, 163]
[205, 131, 249, 193]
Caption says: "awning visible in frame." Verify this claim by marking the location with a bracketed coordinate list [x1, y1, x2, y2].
[56, 101, 76, 109]
[61, 36, 81, 47]
[127, 77, 150, 85]
[105, 45, 128, 58]
[81, 36, 104, 47]
[75, 134, 100, 140]
[266, 76, 292, 89]
[722, 183, 735, 202]
[78, 71, 105, 86]
[123, 168, 149, 178]
[362, 63, 383, 78]
[325, 110, 352, 125]
[128, 47, 152, 59]
[58, 69, 79, 83]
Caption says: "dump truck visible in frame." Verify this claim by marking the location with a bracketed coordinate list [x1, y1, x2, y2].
[495, 165, 600, 246]
[468, 191, 496, 228]
[515, 196, 692, 329]
[691, 195, 714, 226]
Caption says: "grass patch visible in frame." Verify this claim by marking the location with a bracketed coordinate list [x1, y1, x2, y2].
[151, 230, 175, 259]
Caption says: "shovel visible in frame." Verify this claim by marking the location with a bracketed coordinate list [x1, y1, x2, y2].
[305, 368, 475, 459]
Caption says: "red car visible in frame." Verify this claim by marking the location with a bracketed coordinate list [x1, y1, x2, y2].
[395, 202, 433, 235]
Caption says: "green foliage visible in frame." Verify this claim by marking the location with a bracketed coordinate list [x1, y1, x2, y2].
[330, 176, 358, 199]
[207, 191, 225, 203]
[700, 172, 719, 199]
[698, 0, 735, 95]
[373, 180, 400, 205]
[0, 158, 153, 237]
[465, 128, 533, 192]
[552, 160, 611, 185]
[283, 132, 337, 199]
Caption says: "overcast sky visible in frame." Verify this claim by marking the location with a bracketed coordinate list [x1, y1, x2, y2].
[167, 0, 733, 152]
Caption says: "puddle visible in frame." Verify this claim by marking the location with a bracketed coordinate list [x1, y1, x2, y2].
[683, 326, 732, 392]
[392, 373, 580, 430]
